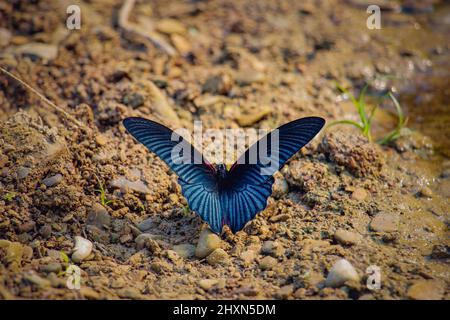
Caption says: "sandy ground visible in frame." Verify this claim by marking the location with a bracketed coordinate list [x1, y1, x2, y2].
[0, 0, 449, 299]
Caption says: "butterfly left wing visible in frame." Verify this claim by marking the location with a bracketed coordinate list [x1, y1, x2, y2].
[223, 117, 325, 232]
[123, 117, 224, 233]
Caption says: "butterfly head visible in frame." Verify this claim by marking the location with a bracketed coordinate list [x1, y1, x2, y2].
[215, 164, 228, 180]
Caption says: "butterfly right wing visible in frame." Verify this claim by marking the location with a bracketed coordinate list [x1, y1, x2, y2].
[123, 117, 224, 233]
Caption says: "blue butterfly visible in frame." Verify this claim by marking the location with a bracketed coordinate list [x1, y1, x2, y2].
[123, 116, 325, 234]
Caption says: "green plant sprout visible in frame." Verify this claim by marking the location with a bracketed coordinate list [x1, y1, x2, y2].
[328, 83, 407, 145]
[378, 92, 408, 145]
[58, 251, 70, 276]
[3, 192, 15, 202]
[94, 174, 113, 206]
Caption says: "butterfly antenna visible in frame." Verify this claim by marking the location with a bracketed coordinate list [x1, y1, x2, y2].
[0, 66, 88, 131]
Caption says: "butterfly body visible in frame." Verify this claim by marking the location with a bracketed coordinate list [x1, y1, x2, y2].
[123, 116, 325, 234]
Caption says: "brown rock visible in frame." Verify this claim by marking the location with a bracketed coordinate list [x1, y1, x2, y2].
[370, 213, 399, 232]
[334, 229, 362, 245]
[206, 248, 230, 266]
[259, 256, 277, 270]
[407, 280, 445, 300]
[351, 188, 368, 201]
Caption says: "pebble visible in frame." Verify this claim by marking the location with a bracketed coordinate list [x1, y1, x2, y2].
[206, 248, 230, 266]
[12, 42, 58, 61]
[195, 228, 222, 258]
[172, 244, 196, 259]
[155, 18, 186, 35]
[135, 234, 161, 253]
[39, 224, 52, 239]
[202, 74, 233, 95]
[351, 188, 368, 201]
[334, 229, 362, 245]
[261, 241, 285, 257]
[276, 284, 294, 299]
[40, 263, 62, 273]
[5, 242, 23, 265]
[272, 176, 289, 199]
[407, 280, 445, 300]
[137, 217, 153, 232]
[259, 256, 277, 270]
[240, 249, 257, 265]
[122, 92, 144, 109]
[72, 236, 93, 263]
[171, 34, 191, 56]
[17, 166, 30, 179]
[87, 203, 111, 229]
[236, 107, 271, 127]
[370, 213, 399, 232]
[325, 259, 360, 288]
[198, 279, 218, 291]
[419, 186, 433, 198]
[111, 176, 150, 194]
[117, 287, 142, 299]
[95, 134, 108, 146]
[42, 174, 63, 187]
[18, 221, 36, 233]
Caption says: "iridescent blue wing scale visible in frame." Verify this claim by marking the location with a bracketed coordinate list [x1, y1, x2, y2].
[224, 117, 325, 232]
[123, 117, 223, 233]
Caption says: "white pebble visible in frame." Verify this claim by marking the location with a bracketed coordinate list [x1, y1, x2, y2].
[325, 259, 360, 287]
[72, 236, 93, 263]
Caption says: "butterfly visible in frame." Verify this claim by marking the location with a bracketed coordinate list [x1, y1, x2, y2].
[123, 116, 325, 234]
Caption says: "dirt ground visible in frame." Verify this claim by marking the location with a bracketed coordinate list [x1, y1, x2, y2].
[0, 0, 449, 300]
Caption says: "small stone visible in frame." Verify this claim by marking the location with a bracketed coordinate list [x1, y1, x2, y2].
[86, 225, 110, 244]
[172, 244, 195, 259]
[13, 43, 58, 60]
[202, 74, 233, 95]
[198, 279, 218, 291]
[117, 287, 142, 299]
[325, 259, 360, 288]
[235, 69, 266, 86]
[195, 228, 222, 258]
[42, 174, 63, 187]
[259, 256, 277, 270]
[370, 213, 399, 232]
[334, 229, 362, 246]
[5, 242, 24, 265]
[71, 236, 93, 263]
[122, 92, 144, 109]
[87, 203, 111, 229]
[18, 221, 35, 233]
[39, 224, 52, 239]
[206, 248, 230, 266]
[137, 218, 153, 231]
[171, 34, 191, 55]
[135, 233, 161, 253]
[272, 175, 289, 199]
[240, 249, 256, 265]
[407, 280, 445, 300]
[95, 134, 108, 146]
[236, 107, 271, 127]
[40, 263, 62, 273]
[17, 166, 30, 179]
[111, 176, 150, 194]
[351, 188, 368, 201]
[156, 19, 186, 35]
[261, 241, 285, 257]
[276, 284, 294, 299]
[419, 186, 433, 198]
